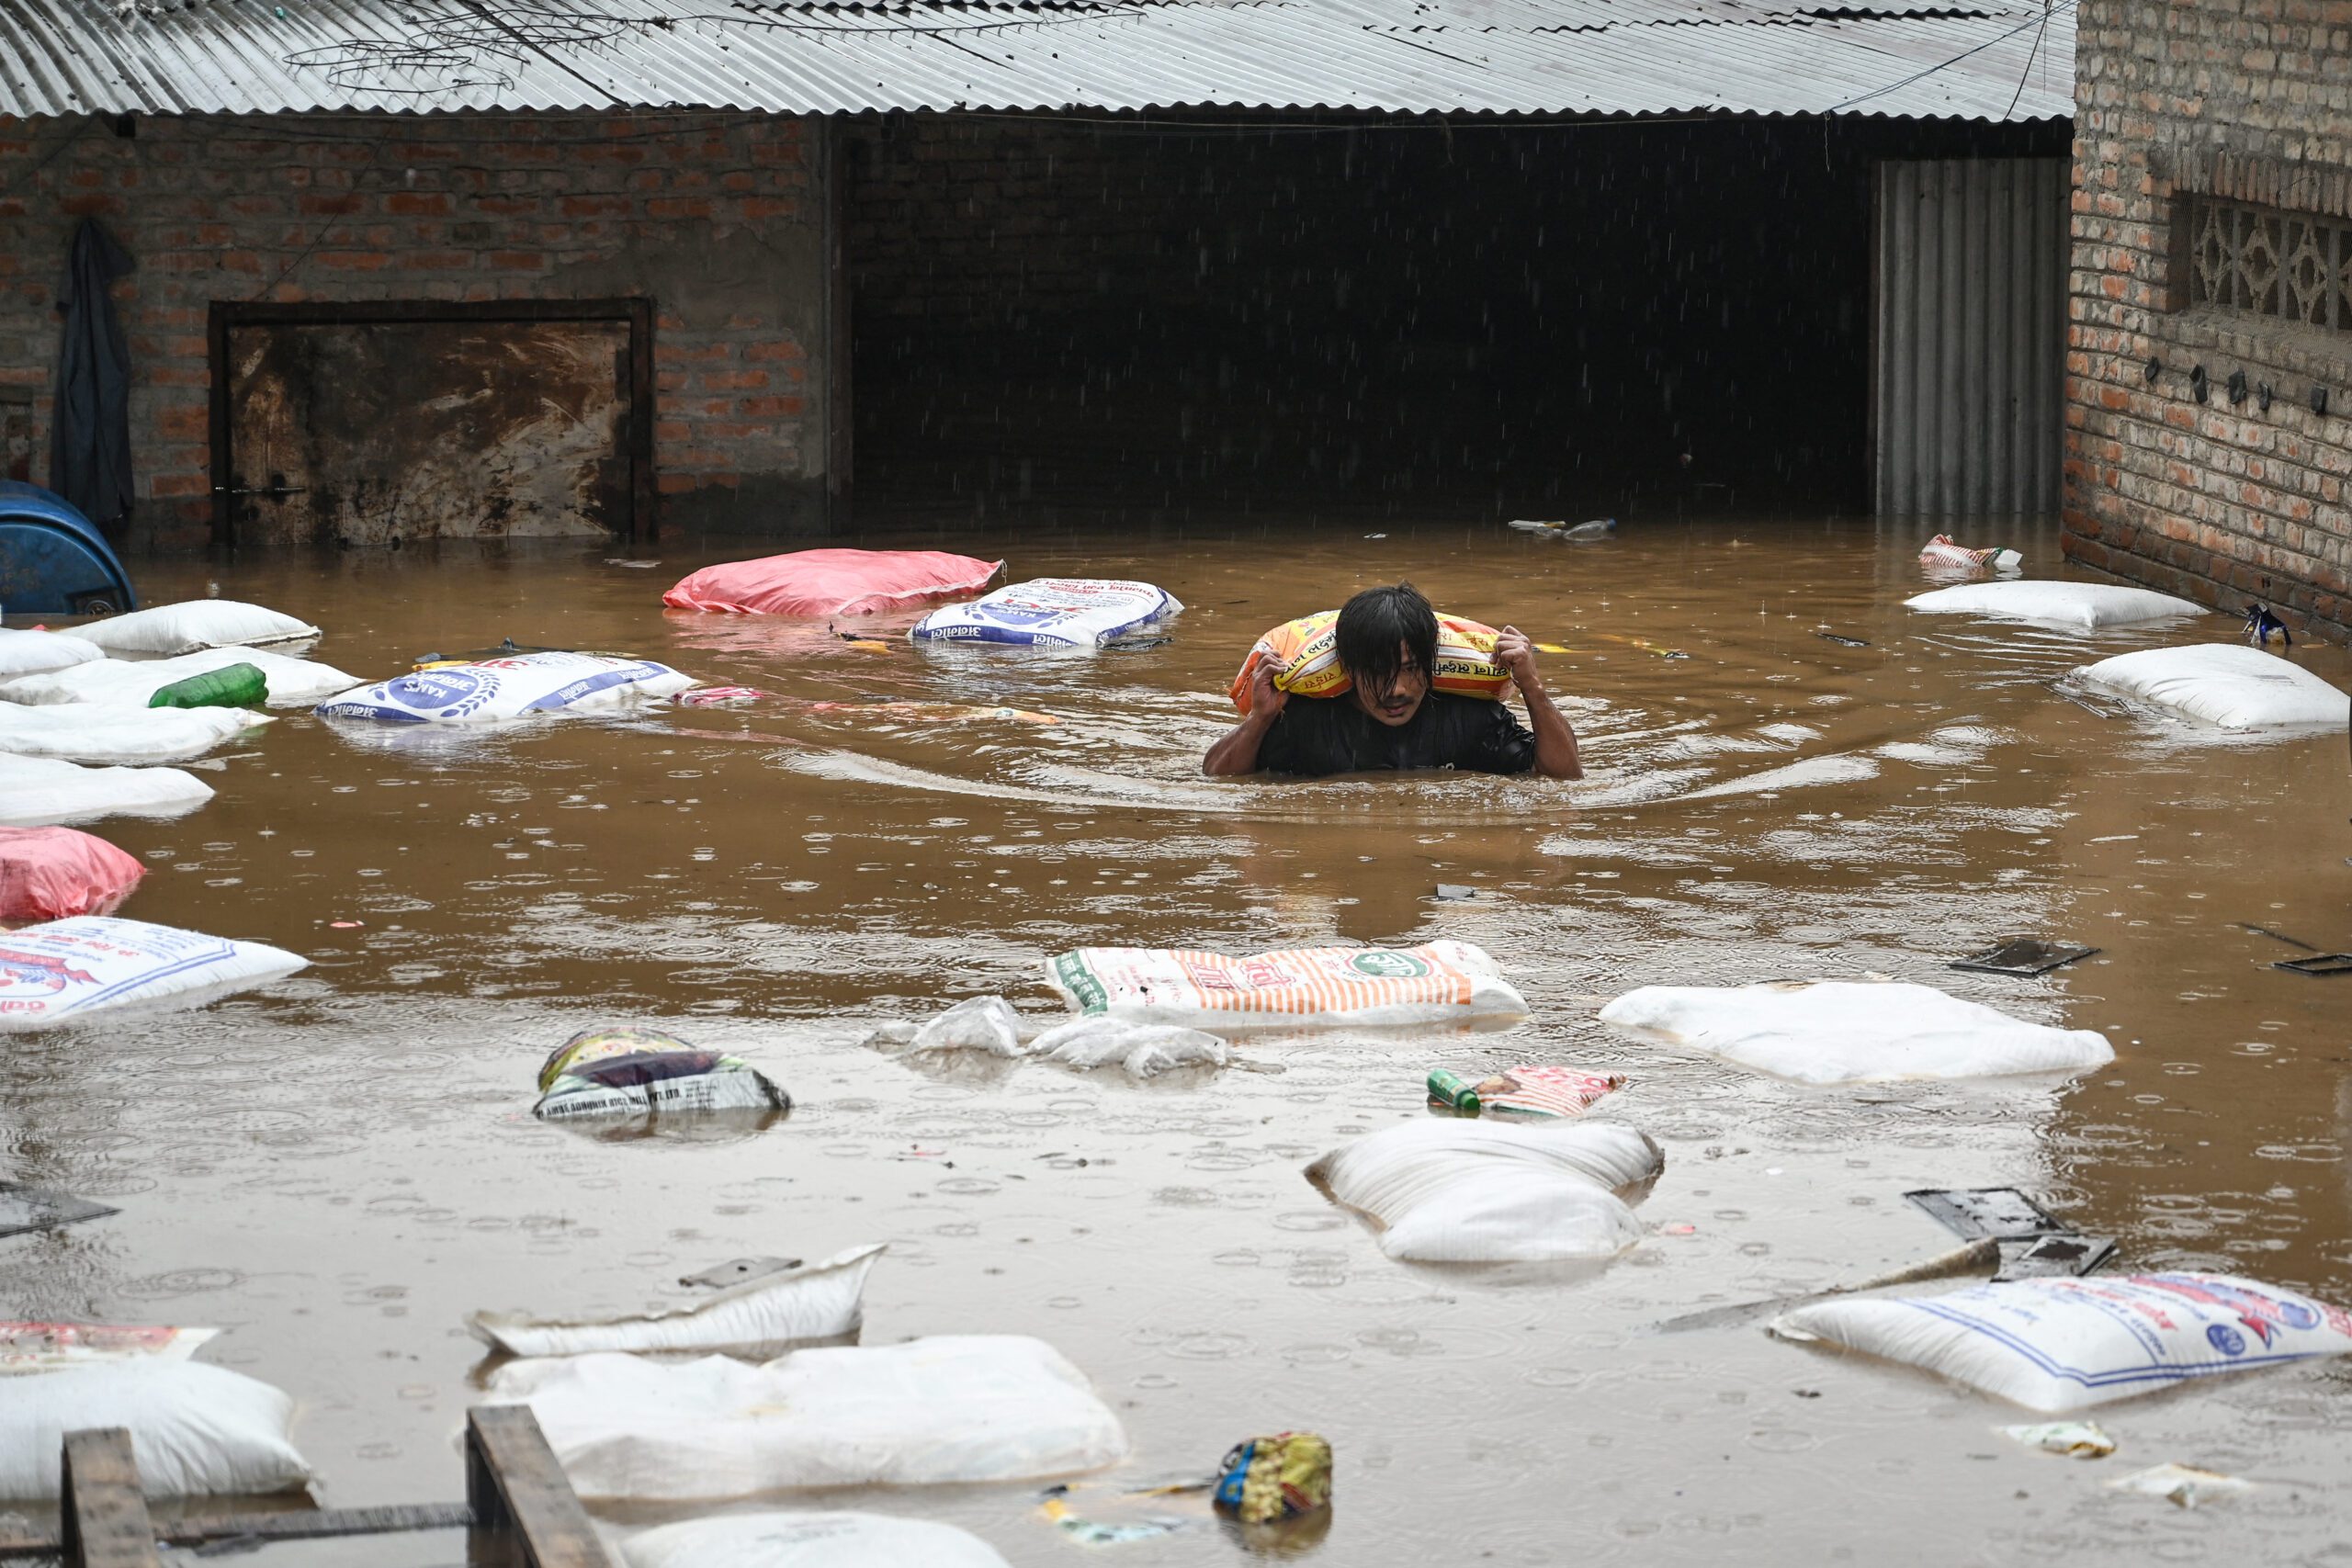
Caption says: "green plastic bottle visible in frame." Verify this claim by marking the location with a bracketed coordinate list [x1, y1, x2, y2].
[148, 661, 267, 710]
[1427, 1068, 1481, 1114]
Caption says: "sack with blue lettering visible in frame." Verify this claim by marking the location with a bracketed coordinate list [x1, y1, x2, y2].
[315, 651, 695, 724]
[1771, 1272, 2352, 1412]
[910, 579, 1180, 649]
[0, 917, 307, 1032]
[534, 1026, 789, 1123]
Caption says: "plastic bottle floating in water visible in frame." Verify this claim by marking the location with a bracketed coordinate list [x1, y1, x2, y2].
[148, 662, 266, 710]
[1426, 1068, 1481, 1113]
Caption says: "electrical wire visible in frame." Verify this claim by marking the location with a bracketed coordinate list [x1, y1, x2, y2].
[1826, 0, 2075, 113]
[2000, 0, 2054, 120]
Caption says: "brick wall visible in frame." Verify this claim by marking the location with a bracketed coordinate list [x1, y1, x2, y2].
[2065, 1, 2352, 634]
[0, 111, 828, 547]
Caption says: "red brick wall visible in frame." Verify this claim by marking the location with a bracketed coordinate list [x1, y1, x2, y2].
[2064, 2, 2352, 634]
[0, 111, 827, 547]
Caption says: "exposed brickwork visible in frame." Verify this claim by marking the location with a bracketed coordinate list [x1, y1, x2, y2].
[0, 112, 825, 547]
[2065, 1, 2352, 636]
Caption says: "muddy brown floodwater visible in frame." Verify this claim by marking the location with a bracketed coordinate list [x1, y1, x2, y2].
[6, 517, 2352, 1566]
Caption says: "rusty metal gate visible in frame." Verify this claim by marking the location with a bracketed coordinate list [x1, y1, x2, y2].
[209, 299, 653, 547]
[1872, 158, 2068, 518]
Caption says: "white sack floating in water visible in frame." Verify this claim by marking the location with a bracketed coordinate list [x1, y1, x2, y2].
[316, 651, 695, 724]
[1771, 1272, 2352, 1412]
[1598, 979, 2113, 1084]
[0, 701, 266, 765]
[624, 1512, 1013, 1568]
[1307, 1119, 1661, 1263]
[0, 1361, 312, 1497]
[469, 1245, 883, 1359]
[906, 996, 1031, 1056]
[1030, 1016, 1230, 1077]
[486, 1335, 1127, 1500]
[2073, 642, 2349, 729]
[1047, 940, 1529, 1031]
[0, 916, 307, 1030]
[0, 646, 361, 708]
[910, 578, 1182, 648]
[73, 599, 320, 657]
[0, 754, 215, 828]
[0, 629, 105, 680]
[1904, 581, 2205, 629]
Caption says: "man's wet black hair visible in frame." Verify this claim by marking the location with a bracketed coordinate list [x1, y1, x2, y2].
[1335, 582, 1439, 698]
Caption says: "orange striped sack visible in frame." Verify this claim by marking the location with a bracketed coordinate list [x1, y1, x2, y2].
[1046, 940, 1529, 1030]
[1228, 611, 1511, 714]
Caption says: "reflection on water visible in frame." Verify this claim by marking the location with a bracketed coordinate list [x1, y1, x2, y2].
[4, 517, 2350, 1564]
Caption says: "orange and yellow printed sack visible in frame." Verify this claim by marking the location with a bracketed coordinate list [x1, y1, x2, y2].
[1228, 610, 1510, 714]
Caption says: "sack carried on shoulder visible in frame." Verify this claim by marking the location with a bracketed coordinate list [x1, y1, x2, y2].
[1229, 610, 1509, 715]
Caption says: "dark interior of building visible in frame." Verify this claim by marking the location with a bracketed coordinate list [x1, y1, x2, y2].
[845, 111, 2067, 524]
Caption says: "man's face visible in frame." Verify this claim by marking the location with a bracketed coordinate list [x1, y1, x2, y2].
[1351, 640, 1430, 727]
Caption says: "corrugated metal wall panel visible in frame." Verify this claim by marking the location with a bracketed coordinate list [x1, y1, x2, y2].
[1873, 157, 2066, 519]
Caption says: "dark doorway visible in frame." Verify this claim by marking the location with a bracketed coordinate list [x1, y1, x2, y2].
[846, 113, 2068, 522]
[209, 299, 654, 547]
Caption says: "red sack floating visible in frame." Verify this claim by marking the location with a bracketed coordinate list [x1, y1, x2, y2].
[662, 549, 1003, 618]
[0, 826, 145, 924]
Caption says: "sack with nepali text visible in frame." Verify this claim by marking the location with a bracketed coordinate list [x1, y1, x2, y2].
[0, 917, 305, 1031]
[1229, 609, 1510, 714]
[1215, 1431, 1333, 1525]
[534, 1025, 789, 1122]
[911, 578, 1181, 648]
[317, 652, 695, 725]
[1771, 1272, 2352, 1412]
[1047, 941, 1527, 1032]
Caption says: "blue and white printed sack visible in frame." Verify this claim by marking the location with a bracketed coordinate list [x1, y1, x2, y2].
[1771, 1272, 2352, 1411]
[910, 579, 1180, 648]
[315, 651, 696, 724]
[0, 917, 307, 1031]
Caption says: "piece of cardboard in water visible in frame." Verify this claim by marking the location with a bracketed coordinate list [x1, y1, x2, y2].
[0, 1181, 118, 1240]
[1950, 939, 2098, 976]
[1996, 1233, 2116, 1280]
[1905, 1187, 2063, 1241]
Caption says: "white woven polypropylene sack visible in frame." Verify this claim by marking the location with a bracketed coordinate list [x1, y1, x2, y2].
[0, 917, 307, 1030]
[0, 703, 265, 765]
[1772, 1272, 2352, 1412]
[1904, 581, 2205, 628]
[2074, 643, 2349, 729]
[910, 578, 1181, 648]
[0, 755, 215, 828]
[1046, 940, 1528, 1031]
[625, 1513, 1012, 1568]
[486, 1336, 1126, 1501]
[0, 1361, 311, 1497]
[1307, 1119, 1661, 1262]
[0, 647, 360, 709]
[1597, 979, 2113, 1084]
[74, 600, 320, 657]
[0, 629, 104, 679]
[470, 1245, 883, 1359]
[1031, 1016, 1229, 1077]
[315, 652, 695, 724]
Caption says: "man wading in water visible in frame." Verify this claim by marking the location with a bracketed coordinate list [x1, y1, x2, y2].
[1203, 583, 1583, 779]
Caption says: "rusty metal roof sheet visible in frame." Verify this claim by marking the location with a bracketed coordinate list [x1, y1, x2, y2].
[0, 0, 2075, 119]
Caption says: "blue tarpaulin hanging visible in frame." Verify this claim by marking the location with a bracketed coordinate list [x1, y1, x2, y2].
[48, 217, 136, 535]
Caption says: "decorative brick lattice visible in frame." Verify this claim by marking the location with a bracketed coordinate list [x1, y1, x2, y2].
[2188, 195, 2352, 331]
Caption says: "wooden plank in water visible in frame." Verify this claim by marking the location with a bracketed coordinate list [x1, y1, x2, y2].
[1, 1501, 474, 1559]
[58, 1429, 159, 1568]
[465, 1407, 613, 1568]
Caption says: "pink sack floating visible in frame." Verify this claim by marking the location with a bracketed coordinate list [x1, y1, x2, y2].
[662, 549, 1003, 618]
[0, 827, 145, 924]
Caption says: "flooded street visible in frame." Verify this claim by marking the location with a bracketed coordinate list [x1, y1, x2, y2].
[8, 515, 2352, 1564]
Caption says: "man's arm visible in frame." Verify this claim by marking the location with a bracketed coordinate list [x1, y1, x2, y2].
[1494, 626, 1582, 780]
[1204, 664, 1287, 775]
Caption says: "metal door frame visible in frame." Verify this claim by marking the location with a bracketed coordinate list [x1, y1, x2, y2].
[207, 297, 656, 547]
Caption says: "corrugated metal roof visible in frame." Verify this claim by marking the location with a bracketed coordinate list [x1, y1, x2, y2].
[0, 0, 2075, 119]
